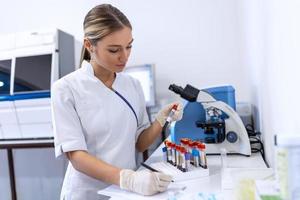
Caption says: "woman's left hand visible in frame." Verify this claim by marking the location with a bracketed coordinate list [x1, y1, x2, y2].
[155, 102, 183, 127]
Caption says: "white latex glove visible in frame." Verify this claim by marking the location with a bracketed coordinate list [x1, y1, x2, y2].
[155, 102, 183, 127]
[120, 169, 172, 196]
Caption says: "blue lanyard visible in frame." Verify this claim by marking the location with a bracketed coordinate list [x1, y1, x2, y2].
[113, 90, 138, 127]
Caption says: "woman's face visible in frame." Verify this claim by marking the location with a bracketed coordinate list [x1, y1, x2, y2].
[89, 27, 133, 73]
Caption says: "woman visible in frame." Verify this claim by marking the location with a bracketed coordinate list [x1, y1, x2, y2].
[51, 4, 183, 199]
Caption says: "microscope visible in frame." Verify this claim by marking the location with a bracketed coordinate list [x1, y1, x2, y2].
[169, 84, 251, 156]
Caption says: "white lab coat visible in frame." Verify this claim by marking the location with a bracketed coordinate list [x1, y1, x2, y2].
[51, 61, 150, 200]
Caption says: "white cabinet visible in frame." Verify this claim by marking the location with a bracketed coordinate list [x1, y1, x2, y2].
[20, 123, 52, 138]
[0, 98, 53, 139]
[15, 98, 52, 124]
[15, 30, 56, 49]
[0, 28, 74, 139]
[0, 33, 15, 51]
[15, 98, 53, 138]
[0, 101, 22, 138]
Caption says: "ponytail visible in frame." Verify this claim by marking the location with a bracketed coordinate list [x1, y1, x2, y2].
[80, 45, 91, 67]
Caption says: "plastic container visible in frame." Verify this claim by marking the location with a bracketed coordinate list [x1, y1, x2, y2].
[203, 85, 236, 110]
[276, 134, 300, 200]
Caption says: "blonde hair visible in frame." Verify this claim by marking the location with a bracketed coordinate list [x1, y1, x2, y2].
[80, 4, 132, 65]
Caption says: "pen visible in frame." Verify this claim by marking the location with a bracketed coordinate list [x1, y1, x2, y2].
[141, 163, 174, 182]
[141, 163, 159, 172]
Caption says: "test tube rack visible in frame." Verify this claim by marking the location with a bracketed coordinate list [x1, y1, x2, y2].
[150, 161, 209, 182]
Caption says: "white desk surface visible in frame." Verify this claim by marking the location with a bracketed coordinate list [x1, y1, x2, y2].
[98, 142, 272, 200]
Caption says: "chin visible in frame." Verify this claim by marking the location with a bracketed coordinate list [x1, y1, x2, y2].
[115, 66, 126, 72]
[115, 68, 124, 73]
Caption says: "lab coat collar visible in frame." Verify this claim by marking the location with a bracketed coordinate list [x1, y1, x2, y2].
[80, 60, 119, 89]
[80, 60, 95, 77]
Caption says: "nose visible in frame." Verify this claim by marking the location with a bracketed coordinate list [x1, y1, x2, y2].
[119, 49, 128, 63]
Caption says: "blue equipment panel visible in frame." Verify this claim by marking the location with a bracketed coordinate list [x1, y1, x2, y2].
[0, 91, 50, 102]
[204, 85, 236, 110]
[170, 101, 206, 144]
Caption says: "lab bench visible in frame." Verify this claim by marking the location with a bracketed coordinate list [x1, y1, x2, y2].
[98, 141, 271, 200]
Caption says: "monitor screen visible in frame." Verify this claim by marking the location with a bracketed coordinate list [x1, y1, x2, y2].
[124, 64, 156, 107]
[14, 54, 52, 93]
[0, 59, 12, 95]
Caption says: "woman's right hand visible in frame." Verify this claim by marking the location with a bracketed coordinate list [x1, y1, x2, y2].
[119, 169, 172, 196]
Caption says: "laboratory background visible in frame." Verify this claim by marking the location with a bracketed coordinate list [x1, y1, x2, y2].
[0, 0, 300, 200]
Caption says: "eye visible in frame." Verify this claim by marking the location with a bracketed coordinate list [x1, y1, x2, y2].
[126, 45, 132, 50]
[108, 49, 119, 53]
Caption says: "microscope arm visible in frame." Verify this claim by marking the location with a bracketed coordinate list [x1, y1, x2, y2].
[202, 101, 251, 156]
[196, 90, 216, 102]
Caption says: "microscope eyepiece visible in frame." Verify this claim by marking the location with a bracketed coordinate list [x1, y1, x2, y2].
[168, 84, 184, 95]
[168, 84, 200, 102]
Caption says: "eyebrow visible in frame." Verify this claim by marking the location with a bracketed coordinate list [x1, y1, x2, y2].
[107, 39, 134, 47]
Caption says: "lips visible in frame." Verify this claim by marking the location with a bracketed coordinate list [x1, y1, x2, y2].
[116, 63, 126, 67]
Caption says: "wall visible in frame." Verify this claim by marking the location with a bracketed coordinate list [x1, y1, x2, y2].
[0, 0, 252, 199]
[236, 0, 272, 165]
[0, 0, 251, 103]
[236, 0, 300, 167]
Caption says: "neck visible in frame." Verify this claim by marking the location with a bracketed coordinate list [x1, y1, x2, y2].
[90, 61, 115, 88]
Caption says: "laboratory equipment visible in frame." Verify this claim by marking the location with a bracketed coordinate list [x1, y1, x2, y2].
[0, 59, 11, 95]
[150, 159, 209, 182]
[162, 139, 208, 175]
[161, 104, 178, 140]
[175, 145, 181, 170]
[0, 29, 74, 94]
[169, 84, 251, 156]
[220, 148, 227, 170]
[220, 148, 231, 190]
[198, 143, 207, 168]
[180, 147, 187, 172]
[275, 134, 300, 200]
[0, 29, 75, 139]
[162, 146, 168, 162]
[192, 147, 200, 167]
[165, 141, 173, 163]
[124, 64, 156, 107]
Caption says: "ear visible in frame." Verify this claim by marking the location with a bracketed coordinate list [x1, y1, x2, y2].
[84, 38, 93, 53]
